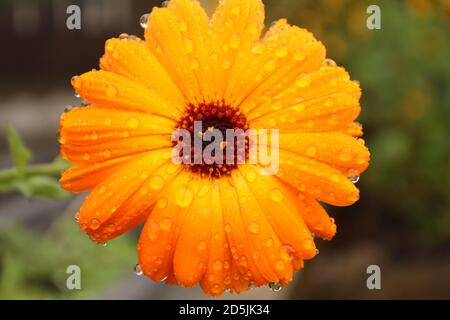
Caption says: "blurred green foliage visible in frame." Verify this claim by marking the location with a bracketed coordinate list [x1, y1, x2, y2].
[0, 126, 72, 200]
[0, 213, 136, 299]
[267, 0, 450, 242]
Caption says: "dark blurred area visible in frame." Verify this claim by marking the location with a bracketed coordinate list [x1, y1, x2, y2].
[0, 0, 449, 299]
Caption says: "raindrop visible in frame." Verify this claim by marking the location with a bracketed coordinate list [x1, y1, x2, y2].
[159, 217, 172, 231]
[268, 282, 282, 292]
[269, 188, 283, 202]
[175, 186, 194, 207]
[296, 73, 312, 88]
[134, 263, 143, 275]
[349, 176, 360, 184]
[140, 14, 149, 29]
[248, 221, 260, 234]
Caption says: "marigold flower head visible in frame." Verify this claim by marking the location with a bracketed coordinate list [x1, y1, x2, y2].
[59, 0, 370, 296]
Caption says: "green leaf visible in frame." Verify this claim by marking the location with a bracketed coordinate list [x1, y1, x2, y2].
[26, 176, 72, 200]
[5, 126, 32, 176]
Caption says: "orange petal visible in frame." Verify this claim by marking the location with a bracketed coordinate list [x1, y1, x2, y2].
[296, 195, 337, 241]
[144, 0, 213, 103]
[276, 149, 360, 206]
[138, 171, 194, 282]
[60, 154, 136, 192]
[262, 131, 370, 174]
[173, 179, 215, 287]
[71, 70, 181, 119]
[212, 0, 265, 100]
[60, 106, 172, 165]
[199, 183, 232, 296]
[238, 165, 317, 260]
[247, 64, 360, 119]
[230, 171, 294, 285]
[100, 37, 185, 108]
[77, 150, 179, 243]
[229, 19, 325, 110]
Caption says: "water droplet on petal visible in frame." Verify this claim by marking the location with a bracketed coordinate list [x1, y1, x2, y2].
[139, 14, 149, 29]
[98, 184, 107, 194]
[269, 188, 283, 202]
[349, 175, 360, 184]
[157, 197, 168, 208]
[175, 186, 194, 207]
[330, 173, 340, 183]
[268, 282, 282, 292]
[248, 222, 260, 234]
[296, 73, 312, 88]
[128, 116, 140, 128]
[159, 217, 172, 231]
[197, 240, 207, 251]
[150, 176, 164, 190]
[134, 263, 143, 275]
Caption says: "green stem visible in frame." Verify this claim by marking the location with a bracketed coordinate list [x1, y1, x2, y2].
[0, 163, 65, 182]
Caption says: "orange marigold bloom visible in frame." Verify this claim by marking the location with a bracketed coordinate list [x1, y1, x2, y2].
[59, 0, 370, 296]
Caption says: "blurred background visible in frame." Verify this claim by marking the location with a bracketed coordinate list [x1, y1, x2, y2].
[0, 0, 449, 299]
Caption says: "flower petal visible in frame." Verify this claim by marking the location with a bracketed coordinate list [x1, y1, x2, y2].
[230, 171, 294, 285]
[144, 0, 214, 103]
[60, 106, 172, 165]
[227, 19, 325, 110]
[296, 194, 337, 241]
[237, 165, 316, 261]
[247, 64, 360, 119]
[138, 171, 194, 282]
[276, 149, 360, 206]
[212, 0, 265, 100]
[77, 150, 181, 243]
[199, 184, 232, 296]
[263, 131, 370, 174]
[100, 37, 185, 108]
[72, 70, 181, 119]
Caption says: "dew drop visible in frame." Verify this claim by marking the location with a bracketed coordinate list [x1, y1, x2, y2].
[213, 260, 223, 271]
[229, 34, 241, 49]
[264, 238, 274, 247]
[248, 221, 260, 234]
[184, 38, 194, 54]
[98, 184, 107, 194]
[349, 175, 360, 184]
[150, 176, 164, 190]
[296, 73, 312, 88]
[268, 282, 282, 292]
[197, 240, 207, 251]
[159, 217, 172, 231]
[104, 84, 117, 97]
[134, 263, 143, 275]
[264, 60, 276, 72]
[139, 13, 149, 29]
[330, 173, 341, 183]
[88, 218, 100, 229]
[275, 46, 288, 58]
[157, 197, 168, 209]
[251, 43, 266, 55]
[175, 186, 194, 207]
[275, 260, 286, 270]
[269, 188, 283, 202]
[294, 50, 306, 61]
[128, 116, 140, 128]
[270, 100, 283, 111]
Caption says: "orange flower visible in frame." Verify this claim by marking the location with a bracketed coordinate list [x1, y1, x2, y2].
[59, 0, 370, 296]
